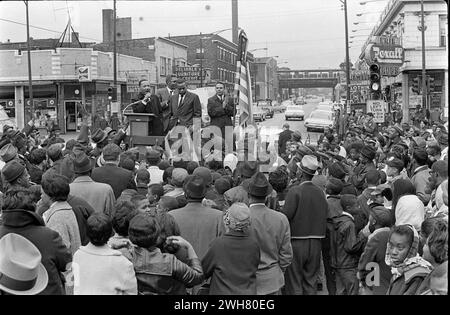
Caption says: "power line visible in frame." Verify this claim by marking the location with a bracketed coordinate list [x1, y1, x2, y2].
[0, 17, 102, 42]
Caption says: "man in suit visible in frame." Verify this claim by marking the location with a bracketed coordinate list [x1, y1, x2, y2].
[132, 79, 164, 136]
[207, 81, 235, 138]
[278, 123, 294, 156]
[91, 143, 136, 199]
[156, 74, 178, 135]
[168, 78, 202, 131]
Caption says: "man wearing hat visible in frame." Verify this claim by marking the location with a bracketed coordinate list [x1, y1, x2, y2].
[45, 143, 75, 182]
[90, 129, 109, 159]
[91, 144, 136, 199]
[0, 143, 18, 169]
[247, 172, 292, 295]
[168, 175, 223, 293]
[164, 168, 188, 198]
[282, 156, 328, 295]
[1, 160, 31, 192]
[69, 153, 116, 217]
[384, 125, 407, 154]
[385, 156, 407, 184]
[437, 132, 448, 161]
[349, 145, 377, 195]
[223, 161, 259, 206]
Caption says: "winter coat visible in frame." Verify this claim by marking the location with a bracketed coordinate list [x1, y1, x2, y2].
[349, 161, 376, 194]
[411, 165, 431, 205]
[91, 163, 137, 199]
[130, 246, 204, 295]
[357, 227, 392, 295]
[43, 201, 82, 256]
[386, 268, 429, 295]
[201, 230, 260, 295]
[328, 212, 367, 269]
[282, 181, 328, 238]
[0, 209, 72, 295]
[73, 243, 138, 295]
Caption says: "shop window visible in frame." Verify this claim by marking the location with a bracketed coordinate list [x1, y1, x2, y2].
[160, 57, 167, 76]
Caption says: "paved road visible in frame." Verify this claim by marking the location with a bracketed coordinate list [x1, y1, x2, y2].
[258, 99, 324, 145]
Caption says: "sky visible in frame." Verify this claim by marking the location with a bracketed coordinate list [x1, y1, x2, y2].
[0, 0, 390, 69]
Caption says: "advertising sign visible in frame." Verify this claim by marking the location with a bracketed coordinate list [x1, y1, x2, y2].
[77, 66, 91, 82]
[366, 100, 386, 123]
[126, 73, 141, 93]
[175, 66, 211, 83]
[366, 43, 404, 65]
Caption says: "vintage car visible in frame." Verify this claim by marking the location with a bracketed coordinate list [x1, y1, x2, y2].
[284, 105, 305, 121]
[305, 110, 334, 132]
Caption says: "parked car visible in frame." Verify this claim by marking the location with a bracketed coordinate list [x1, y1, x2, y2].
[285, 105, 305, 121]
[256, 100, 274, 118]
[277, 100, 292, 113]
[253, 106, 266, 122]
[304, 110, 334, 132]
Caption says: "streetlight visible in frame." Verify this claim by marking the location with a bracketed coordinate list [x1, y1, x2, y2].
[339, 0, 350, 137]
[360, 0, 388, 5]
[24, 0, 34, 119]
[356, 11, 382, 16]
[419, 0, 427, 110]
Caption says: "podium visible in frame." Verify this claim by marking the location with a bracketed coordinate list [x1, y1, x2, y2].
[124, 113, 165, 148]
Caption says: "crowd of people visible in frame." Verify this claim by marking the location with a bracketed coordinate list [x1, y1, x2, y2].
[0, 83, 448, 295]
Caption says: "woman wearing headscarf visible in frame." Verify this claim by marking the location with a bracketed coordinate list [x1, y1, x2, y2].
[385, 224, 433, 295]
[201, 203, 261, 295]
[392, 179, 425, 232]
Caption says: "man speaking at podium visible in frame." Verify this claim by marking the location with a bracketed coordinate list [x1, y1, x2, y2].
[131, 79, 164, 136]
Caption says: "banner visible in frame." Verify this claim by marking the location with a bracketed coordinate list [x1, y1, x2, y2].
[366, 100, 386, 123]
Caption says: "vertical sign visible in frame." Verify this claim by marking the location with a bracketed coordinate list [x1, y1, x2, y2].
[366, 100, 386, 123]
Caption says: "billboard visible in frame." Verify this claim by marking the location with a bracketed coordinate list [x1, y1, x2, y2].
[366, 100, 386, 123]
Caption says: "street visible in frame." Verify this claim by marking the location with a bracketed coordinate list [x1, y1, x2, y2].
[259, 99, 323, 145]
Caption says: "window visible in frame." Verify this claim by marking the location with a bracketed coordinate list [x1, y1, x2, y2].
[160, 57, 166, 76]
[439, 15, 447, 47]
[321, 73, 329, 78]
[167, 58, 172, 74]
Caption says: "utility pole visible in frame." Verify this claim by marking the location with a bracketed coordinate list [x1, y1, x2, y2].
[344, 0, 351, 112]
[200, 33, 203, 88]
[232, 0, 238, 44]
[112, 0, 117, 120]
[420, 0, 427, 111]
[25, 0, 34, 117]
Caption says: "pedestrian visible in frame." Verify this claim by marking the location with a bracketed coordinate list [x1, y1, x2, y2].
[108, 199, 138, 258]
[202, 203, 260, 295]
[91, 144, 137, 199]
[73, 213, 138, 295]
[248, 172, 293, 295]
[164, 168, 188, 198]
[385, 224, 433, 295]
[349, 145, 377, 194]
[128, 213, 204, 295]
[69, 153, 116, 217]
[156, 74, 178, 135]
[207, 81, 235, 138]
[146, 149, 165, 185]
[212, 177, 231, 211]
[135, 168, 150, 196]
[411, 148, 432, 206]
[168, 78, 202, 130]
[148, 183, 165, 211]
[224, 161, 259, 206]
[41, 173, 82, 255]
[392, 179, 425, 232]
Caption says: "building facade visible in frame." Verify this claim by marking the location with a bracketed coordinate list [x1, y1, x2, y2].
[0, 48, 156, 132]
[358, 0, 448, 122]
[167, 34, 254, 91]
[252, 57, 279, 101]
[92, 37, 187, 85]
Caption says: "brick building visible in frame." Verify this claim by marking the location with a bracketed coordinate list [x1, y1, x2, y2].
[167, 34, 254, 91]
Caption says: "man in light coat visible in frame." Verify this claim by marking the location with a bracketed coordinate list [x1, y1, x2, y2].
[411, 148, 431, 206]
[69, 153, 116, 218]
[156, 74, 178, 135]
[247, 172, 293, 295]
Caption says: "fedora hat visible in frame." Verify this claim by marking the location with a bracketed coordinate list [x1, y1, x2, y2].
[2, 160, 26, 183]
[248, 172, 273, 198]
[0, 233, 48, 295]
[91, 129, 108, 144]
[0, 143, 18, 163]
[77, 124, 90, 144]
[183, 174, 207, 199]
[298, 155, 319, 176]
[72, 153, 94, 174]
[361, 145, 376, 160]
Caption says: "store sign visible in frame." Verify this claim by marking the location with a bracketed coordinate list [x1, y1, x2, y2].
[366, 43, 404, 65]
[366, 100, 386, 123]
[77, 66, 91, 82]
[350, 70, 370, 86]
[175, 66, 211, 83]
[126, 73, 140, 93]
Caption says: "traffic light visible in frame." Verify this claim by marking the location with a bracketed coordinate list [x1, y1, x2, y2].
[369, 63, 381, 94]
[107, 86, 117, 101]
[412, 77, 421, 95]
[427, 76, 435, 93]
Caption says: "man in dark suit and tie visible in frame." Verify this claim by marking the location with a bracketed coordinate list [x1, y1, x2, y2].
[168, 78, 202, 131]
[278, 123, 294, 156]
[132, 79, 164, 136]
[156, 74, 178, 135]
[207, 81, 235, 138]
